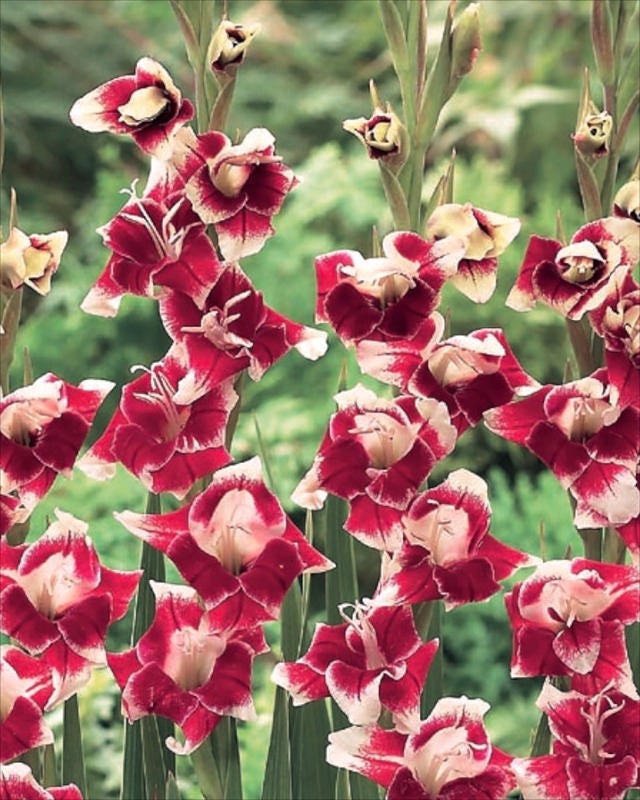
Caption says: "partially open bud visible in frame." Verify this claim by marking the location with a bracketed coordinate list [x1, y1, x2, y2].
[573, 107, 612, 159]
[613, 179, 640, 222]
[208, 20, 260, 73]
[449, 2, 481, 88]
[0, 228, 67, 295]
[343, 105, 407, 172]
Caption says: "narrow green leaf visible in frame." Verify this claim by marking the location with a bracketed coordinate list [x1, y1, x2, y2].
[168, 0, 200, 60]
[261, 687, 292, 800]
[575, 150, 603, 222]
[626, 621, 639, 687]
[416, 0, 454, 148]
[253, 413, 277, 493]
[377, 0, 409, 81]
[21, 748, 42, 783]
[165, 772, 182, 800]
[0, 82, 4, 177]
[290, 700, 336, 800]
[42, 743, 58, 788]
[0, 287, 23, 394]
[322, 496, 358, 626]
[281, 579, 303, 663]
[529, 708, 551, 757]
[378, 162, 411, 232]
[62, 694, 87, 798]
[209, 72, 237, 133]
[122, 719, 145, 800]
[349, 772, 381, 800]
[190, 738, 224, 800]
[420, 601, 443, 718]
[141, 715, 167, 800]
[210, 717, 242, 799]
[334, 768, 351, 800]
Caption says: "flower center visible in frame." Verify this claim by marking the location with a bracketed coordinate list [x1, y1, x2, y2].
[350, 411, 416, 468]
[0, 396, 62, 446]
[22, 553, 86, 619]
[131, 364, 190, 442]
[571, 689, 625, 765]
[556, 241, 604, 284]
[340, 258, 415, 305]
[166, 626, 225, 691]
[411, 724, 488, 795]
[403, 503, 470, 565]
[118, 86, 171, 127]
[534, 572, 615, 630]
[339, 601, 387, 670]
[119, 185, 190, 263]
[211, 153, 281, 197]
[181, 291, 253, 351]
[547, 392, 620, 441]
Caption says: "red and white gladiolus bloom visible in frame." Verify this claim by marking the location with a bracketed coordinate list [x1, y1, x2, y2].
[108, 581, 268, 755]
[292, 384, 457, 551]
[513, 681, 640, 800]
[0, 373, 113, 534]
[326, 696, 514, 800]
[484, 371, 640, 529]
[0, 510, 141, 706]
[272, 600, 438, 732]
[1, 646, 54, 762]
[0, 763, 83, 800]
[505, 558, 640, 698]
[375, 469, 536, 609]
[115, 457, 333, 630]
[78, 347, 236, 499]
[69, 57, 194, 159]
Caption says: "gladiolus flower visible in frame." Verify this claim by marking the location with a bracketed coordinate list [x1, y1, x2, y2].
[108, 581, 268, 755]
[573, 110, 613, 159]
[376, 470, 536, 609]
[326, 696, 515, 800]
[484, 372, 640, 528]
[0, 763, 83, 799]
[343, 109, 405, 163]
[0, 646, 54, 762]
[613, 179, 640, 221]
[81, 183, 222, 317]
[505, 558, 640, 697]
[115, 457, 333, 631]
[0, 227, 68, 296]
[513, 681, 640, 800]
[159, 264, 327, 400]
[78, 347, 236, 499]
[314, 232, 463, 347]
[0, 373, 113, 529]
[506, 217, 639, 320]
[424, 203, 520, 303]
[0, 510, 141, 706]
[272, 600, 438, 732]
[177, 127, 298, 260]
[208, 20, 260, 72]
[69, 57, 194, 158]
[293, 384, 457, 551]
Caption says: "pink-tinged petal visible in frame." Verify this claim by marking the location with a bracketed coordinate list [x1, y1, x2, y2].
[323, 281, 383, 343]
[1, 695, 54, 761]
[571, 461, 639, 528]
[510, 624, 567, 678]
[98, 565, 142, 622]
[166, 704, 221, 756]
[345, 496, 404, 551]
[570, 621, 638, 699]
[0, 584, 60, 654]
[365, 440, 436, 509]
[42, 641, 95, 707]
[215, 206, 275, 261]
[238, 538, 307, 619]
[433, 559, 502, 610]
[271, 660, 329, 705]
[512, 755, 570, 800]
[567, 756, 638, 800]
[483, 390, 546, 446]
[118, 661, 198, 724]
[450, 256, 498, 304]
[437, 766, 516, 800]
[195, 640, 257, 719]
[379, 639, 439, 731]
[506, 235, 561, 311]
[69, 75, 138, 132]
[326, 725, 407, 788]
[0, 763, 83, 800]
[552, 618, 601, 674]
[56, 594, 111, 664]
[386, 767, 430, 799]
[325, 662, 386, 725]
[606, 349, 640, 409]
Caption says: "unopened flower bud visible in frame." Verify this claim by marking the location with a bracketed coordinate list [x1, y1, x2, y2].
[208, 20, 260, 73]
[613, 179, 640, 222]
[591, 0, 615, 84]
[449, 3, 481, 87]
[0, 227, 67, 295]
[572, 109, 612, 159]
[343, 108, 406, 168]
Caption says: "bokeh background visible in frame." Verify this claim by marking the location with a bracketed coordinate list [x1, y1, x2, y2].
[1, 1, 637, 797]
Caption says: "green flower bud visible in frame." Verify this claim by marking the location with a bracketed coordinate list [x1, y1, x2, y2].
[448, 2, 481, 93]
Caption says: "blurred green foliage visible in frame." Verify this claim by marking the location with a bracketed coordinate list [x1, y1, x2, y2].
[2, 0, 637, 797]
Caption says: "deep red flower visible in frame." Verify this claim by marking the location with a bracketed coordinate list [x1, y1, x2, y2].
[504, 558, 640, 697]
[0, 373, 113, 531]
[292, 384, 457, 551]
[484, 371, 639, 528]
[115, 457, 333, 631]
[69, 57, 194, 158]
[0, 646, 54, 762]
[314, 231, 464, 346]
[375, 469, 536, 609]
[159, 264, 326, 399]
[79, 347, 236, 499]
[177, 127, 298, 259]
[0, 763, 83, 800]
[327, 696, 515, 800]
[513, 682, 640, 800]
[0, 510, 141, 706]
[272, 601, 438, 731]
[506, 217, 639, 320]
[108, 581, 268, 755]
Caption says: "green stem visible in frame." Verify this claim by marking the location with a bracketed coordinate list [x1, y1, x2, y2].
[579, 528, 603, 561]
[63, 694, 88, 798]
[190, 739, 225, 800]
[565, 317, 596, 376]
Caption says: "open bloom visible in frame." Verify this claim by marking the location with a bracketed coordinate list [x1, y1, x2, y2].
[0, 373, 113, 528]
[506, 217, 639, 319]
[160, 264, 327, 400]
[0, 763, 82, 799]
[292, 384, 457, 551]
[484, 372, 640, 528]
[375, 470, 536, 609]
[81, 183, 221, 317]
[1, 646, 54, 762]
[513, 681, 640, 800]
[504, 558, 640, 697]
[108, 581, 268, 755]
[314, 231, 463, 346]
[69, 57, 194, 158]
[78, 347, 236, 499]
[588, 276, 640, 409]
[272, 600, 438, 732]
[178, 127, 298, 260]
[0, 227, 68, 296]
[327, 696, 514, 800]
[115, 457, 333, 630]
[0, 510, 141, 706]
[424, 203, 520, 303]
